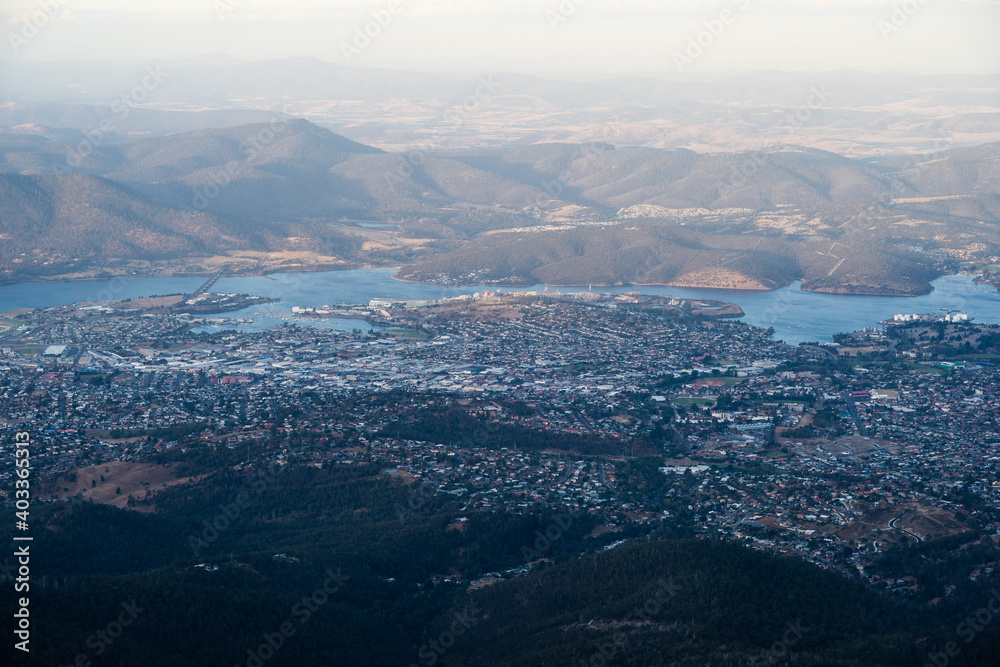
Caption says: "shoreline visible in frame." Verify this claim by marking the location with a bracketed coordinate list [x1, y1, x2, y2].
[392, 273, 948, 298]
[0, 261, 381, 289]
[2, 267, 993, 299]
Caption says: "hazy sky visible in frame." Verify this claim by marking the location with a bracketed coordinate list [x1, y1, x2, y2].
[2, 0, 998, 75]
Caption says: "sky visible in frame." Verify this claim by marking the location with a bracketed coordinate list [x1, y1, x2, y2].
[1, 0, 998, 75]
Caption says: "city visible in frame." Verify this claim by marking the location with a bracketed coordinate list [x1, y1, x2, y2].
[3, 290, 998, 599]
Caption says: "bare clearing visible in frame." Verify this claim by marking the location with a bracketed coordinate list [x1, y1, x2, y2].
[41, 461, 200, 511]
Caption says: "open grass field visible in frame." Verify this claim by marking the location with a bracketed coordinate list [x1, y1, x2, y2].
[834, 502, 968, 544]
[41, 461, 203, 511]
[674, 396, 715, 406]
[0, 317, 23, 337]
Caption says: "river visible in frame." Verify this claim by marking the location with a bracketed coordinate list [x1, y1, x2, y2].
[2, 270, 998, 345]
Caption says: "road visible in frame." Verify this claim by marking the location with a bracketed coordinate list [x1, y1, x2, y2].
[184, 268, 227, 302]
[841, 389, 869, 437]
[889, 514, 923, 543]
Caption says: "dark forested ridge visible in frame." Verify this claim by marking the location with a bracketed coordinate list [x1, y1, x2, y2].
[451, 540, 927, 666]
[2, 457, 998, 667]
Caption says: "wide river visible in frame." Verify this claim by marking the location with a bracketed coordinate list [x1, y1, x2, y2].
[2, 270, 999, 346]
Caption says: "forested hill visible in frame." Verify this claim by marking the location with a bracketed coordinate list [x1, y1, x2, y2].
[2, 457, 998, 666]
[1, 119, 999, 293]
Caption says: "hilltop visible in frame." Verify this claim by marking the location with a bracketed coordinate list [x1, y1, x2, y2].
[0, 117, 998, 293]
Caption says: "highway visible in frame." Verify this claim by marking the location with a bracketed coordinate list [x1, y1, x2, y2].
[184, 268, 227, 302]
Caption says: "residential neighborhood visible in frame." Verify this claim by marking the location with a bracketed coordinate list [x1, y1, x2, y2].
[2, 290, 999, 593]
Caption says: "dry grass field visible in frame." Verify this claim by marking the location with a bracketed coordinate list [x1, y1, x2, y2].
[41, 461, 202, 511]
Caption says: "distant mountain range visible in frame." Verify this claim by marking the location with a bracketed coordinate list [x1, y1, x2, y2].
[3, 59, 999, 155]
[0, 115, 998, 294]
